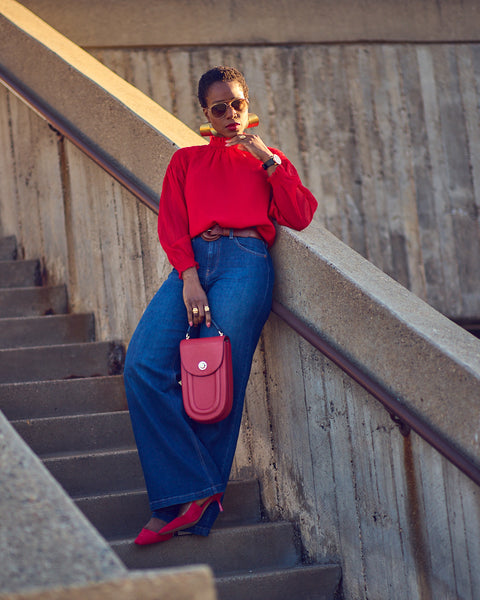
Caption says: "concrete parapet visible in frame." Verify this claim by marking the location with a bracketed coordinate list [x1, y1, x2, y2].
[0, 0, 205, 203]
[271, 221, 480, 469]
[0, 568, 216, 600]
[0, 410, 126, 594]
[16, 0, 480, 47]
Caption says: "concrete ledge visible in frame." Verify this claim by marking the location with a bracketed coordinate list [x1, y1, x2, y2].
[16, 0, 480, 46]
[0, 567, 217, 600]
[0, 0, 205, 201]
[272, 221, 480, 468]
[0, 410, 126, 594]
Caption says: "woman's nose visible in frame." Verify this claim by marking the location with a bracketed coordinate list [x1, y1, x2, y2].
[225, 104, 236, 118]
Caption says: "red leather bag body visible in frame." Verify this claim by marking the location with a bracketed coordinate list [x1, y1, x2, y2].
[180, 327, 233, 424]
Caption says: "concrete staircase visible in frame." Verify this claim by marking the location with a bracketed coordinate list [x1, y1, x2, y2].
[0, 235, 342, 600]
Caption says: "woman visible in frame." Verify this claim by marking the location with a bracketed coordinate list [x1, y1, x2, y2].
[124, 66, 317, 545]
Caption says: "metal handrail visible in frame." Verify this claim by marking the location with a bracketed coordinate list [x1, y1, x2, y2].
[2, 67, 479, 488]
[271, 301, 480, 487]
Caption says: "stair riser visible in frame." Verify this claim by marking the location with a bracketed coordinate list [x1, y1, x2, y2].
[111, 522, 299, 574]
[216, 565, 342, 600]
[12, 412, 135, 455]
[76, 480, 261, 540]
[0, 376, 127, 420]
[0, 314, 95, 349]
[0, 260, 41, 288]
[0, 236, 17, 260]
[43, 450, 145, 496]
[0, 286, 67, 317]
[0, 341, 124, 384]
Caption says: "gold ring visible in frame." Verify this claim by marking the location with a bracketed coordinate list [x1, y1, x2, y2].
[204, 306, 210, 312]
[239, 134, 246, 140]
[192, 307, 199, 314]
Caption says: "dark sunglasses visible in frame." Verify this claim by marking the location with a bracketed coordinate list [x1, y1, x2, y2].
[209, 98, 248, 118]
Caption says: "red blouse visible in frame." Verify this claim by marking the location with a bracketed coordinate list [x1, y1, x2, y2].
[158, 135, 318, 275]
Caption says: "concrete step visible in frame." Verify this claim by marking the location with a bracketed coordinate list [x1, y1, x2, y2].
[75, 480, 262, 540]
[0, 376, 127, 420]
[0, 341, 125, 384]
[11, 411, 135, 455]
[0, 285, 67, 317]
[43, 448, 144, 496]
[0, 236, 17, 260]
[111, 521, 300, 574]
[0, 259, 41, 288]
[216, 564, 342, 600]
[0, 313, 95, 349]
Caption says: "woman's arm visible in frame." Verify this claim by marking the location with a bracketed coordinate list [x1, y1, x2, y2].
[158, 151, 211, 327]
[226, 134, 318, 231]
[267, 152, 318, 231]
[158, 151, 198, 276]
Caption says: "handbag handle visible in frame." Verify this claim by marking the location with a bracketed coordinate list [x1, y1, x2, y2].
[185, 318, 224, 340]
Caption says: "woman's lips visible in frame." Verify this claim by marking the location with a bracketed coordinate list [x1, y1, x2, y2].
[226, 123, 240, 131]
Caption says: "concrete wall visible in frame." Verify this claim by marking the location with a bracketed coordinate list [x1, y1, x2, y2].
[0, 568, 216, 600]
[2, 2, 480, 599]
[88, 43, 480, 322]
[17, 0, 480, 46]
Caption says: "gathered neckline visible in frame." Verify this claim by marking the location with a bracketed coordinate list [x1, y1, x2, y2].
[209, 135, 229, 147]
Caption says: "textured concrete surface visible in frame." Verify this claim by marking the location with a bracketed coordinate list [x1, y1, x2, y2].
[272, 221, 480, 463]
[16, 0, 480, 47]
[0, 0, 205, 202]
[0, 410, 126, 594]
[0, 568, 217, 600]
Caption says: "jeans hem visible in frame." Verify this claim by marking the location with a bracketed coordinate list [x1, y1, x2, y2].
[149, 484, 225, 512]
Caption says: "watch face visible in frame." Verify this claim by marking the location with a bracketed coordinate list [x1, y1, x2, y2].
[272, 154, 281, 165]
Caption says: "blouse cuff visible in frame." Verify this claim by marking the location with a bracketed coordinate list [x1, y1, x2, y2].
[178, 261, 199, 279]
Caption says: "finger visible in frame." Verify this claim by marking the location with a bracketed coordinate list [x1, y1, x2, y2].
[192, 306, 199, 327]
[226, 134, 247, 147]
[204, 305, 212, 327]
[197, 304, 205, 325]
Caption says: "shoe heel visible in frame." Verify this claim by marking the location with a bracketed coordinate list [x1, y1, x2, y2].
[214, 493, 224, 512]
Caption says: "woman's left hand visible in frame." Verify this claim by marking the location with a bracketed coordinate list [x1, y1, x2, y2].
[226, 133, 275, 166]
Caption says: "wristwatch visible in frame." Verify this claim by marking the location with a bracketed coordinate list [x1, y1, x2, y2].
[262, 154, 282, 170]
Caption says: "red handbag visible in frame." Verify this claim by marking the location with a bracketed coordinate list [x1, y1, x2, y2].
[180, 322, 233, 424]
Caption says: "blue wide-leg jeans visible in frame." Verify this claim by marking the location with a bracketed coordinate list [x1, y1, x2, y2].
[124, 235, 274, 535]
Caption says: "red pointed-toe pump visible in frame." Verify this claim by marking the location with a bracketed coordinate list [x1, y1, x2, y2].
[134, 528, 173, 545]
[159, 493, 224, 535]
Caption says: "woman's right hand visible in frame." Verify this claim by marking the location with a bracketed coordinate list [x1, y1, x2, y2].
[181, 267, 212, 328]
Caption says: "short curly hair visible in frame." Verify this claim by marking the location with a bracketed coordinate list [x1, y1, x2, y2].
[198, 66, 249, 108]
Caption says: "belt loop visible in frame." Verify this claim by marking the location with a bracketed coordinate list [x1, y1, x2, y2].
[229, 229, 234, 239]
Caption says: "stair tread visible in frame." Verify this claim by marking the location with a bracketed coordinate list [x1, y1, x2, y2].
[110, 521, 300, 574]
[0, 285, 67, 317]
[11, 409, 130, 424]
[0, 313, 95, 349]
[0, 375, 127, 420]
[74, 480, 261, 538]
[111, 520, 294, 544]
[0, 340, 124, 384]
[42, 445, 138, 462]
[216, 564, 342, 600]
[12, 410, 135, 456]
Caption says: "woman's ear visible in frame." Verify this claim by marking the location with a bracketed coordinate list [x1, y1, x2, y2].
[202, 107, 209, 121]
